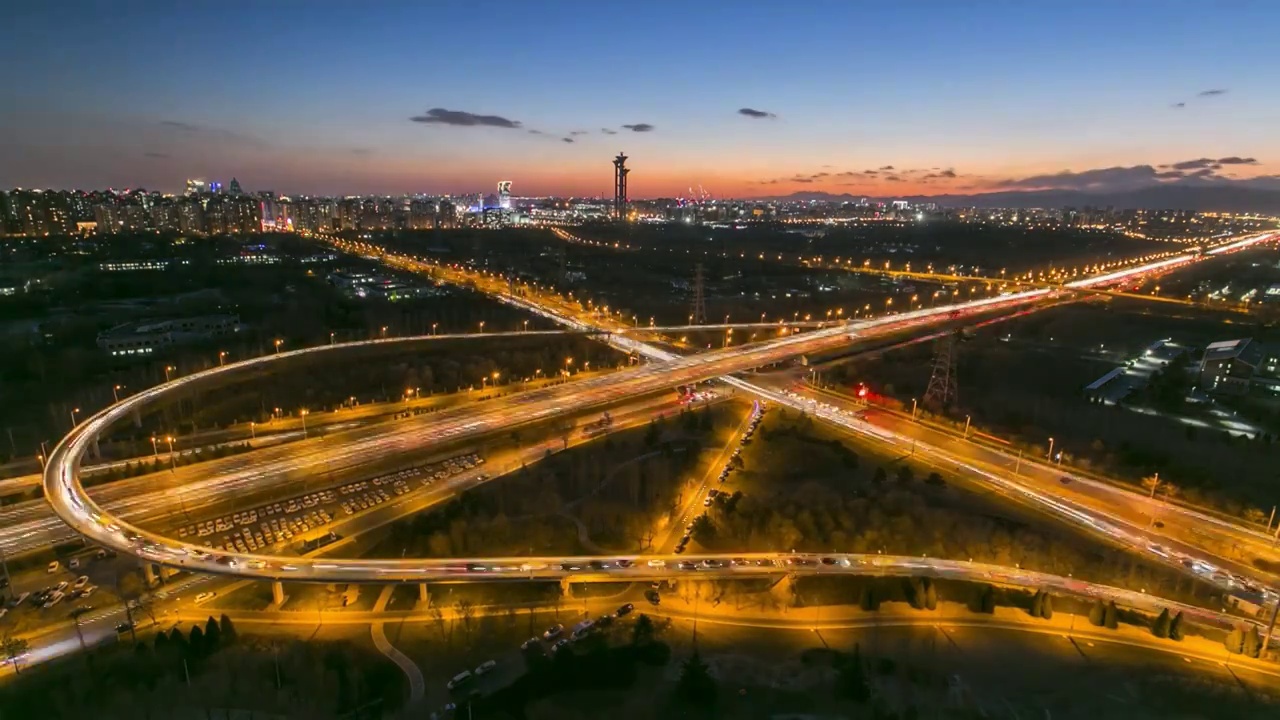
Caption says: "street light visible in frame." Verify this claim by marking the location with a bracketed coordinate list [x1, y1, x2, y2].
[478, 321, 485, 333]
[164, 365, 176, 382]
[218, 350, 228, 366]
[1047, 437, 1055, 460]
[273, 339, 283, 355]
[523, 320, 529, 332]
[431, 322, 438, 335]
[300, 409, 309, 439]
[329, 332, 335, 345]
[150, 435, 158, 457]
[70, 407, 80, 427]
[165, 435, 176, 472]
[112, 384, 123, 403]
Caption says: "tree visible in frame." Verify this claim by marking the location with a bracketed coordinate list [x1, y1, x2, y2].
[1104, 600, 1119, 629]
[690, 514, 715, 544]
[676, 651, 716, 707]
[1169, 611, 1185, 641]
[455, 599, 477, 643]
[189, 625, 205, 656]
[219, 614, 237, 645]
[895, 465, 914, 484]
[1151, 608, 1171, 639]
[632, 614, 657, 647]
[837, 644, 870, 702]
[1, 635, 29, 675]
[872, 467, 887, 485]
[169, 627, 189, 657]
[1088, 600, 1105, 627]
[204, 616, 222, 652]
[924, 471, 944, 486]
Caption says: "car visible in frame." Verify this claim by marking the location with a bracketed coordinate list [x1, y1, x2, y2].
[47, 561, 60, 574]
[645, 589, 661, 605]
[678, 561, 697, 570]
[446, 670, 473, 690]
[73, 575, 90, 589]
[115, 620, 135, 633]
[647, 559, 666, 568]
[560, 562, 582, 571]
[552, 638, 571, 654]
[194, 592, 216, 605]
[8, 592, 29, 608]
[1058, 476, 1073, 485]
[703, 497, 713, 507]
[55, 581, 69, 593]
[821, 557, 838, 566]
[543, 624, 564, 640]
[731, 558, 750, 566]
[700, 559, 725, 569]
[595, 615, 614, 628]
[616, 559, 634, 568]
[616, 603, 634, 616]
[520, 637, 541, 651]
[42, 592, 65, 609]
[474, 660, 497, 676]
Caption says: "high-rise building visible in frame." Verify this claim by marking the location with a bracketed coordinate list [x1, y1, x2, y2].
[497, 181, 512, 210]
[228, 177, 243, 195]
[185, 179, 208, 196]
[612, 152, 629, 220]
[178, 200, 205, 234]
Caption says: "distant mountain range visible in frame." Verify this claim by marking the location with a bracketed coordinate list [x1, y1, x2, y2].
[760, 184, 1280, 214]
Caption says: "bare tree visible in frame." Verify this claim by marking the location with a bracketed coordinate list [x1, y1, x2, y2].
[1, 635, 28, 675]
[428, 605, 447, 643]
[455, 599, 476, 643]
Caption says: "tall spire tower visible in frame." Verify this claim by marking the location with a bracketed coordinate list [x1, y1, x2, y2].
[612, 152, 629, 221]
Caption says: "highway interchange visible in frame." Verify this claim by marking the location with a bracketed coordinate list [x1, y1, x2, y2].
[19, 230, 1278, 670]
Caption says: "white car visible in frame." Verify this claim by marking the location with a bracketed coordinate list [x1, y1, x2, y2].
[74, 575, 90, 589]
[194, 592, 216, 605]
[647, 559, 666, 568]
[474, 660, 497, 676]
[446, 670, 473, 690]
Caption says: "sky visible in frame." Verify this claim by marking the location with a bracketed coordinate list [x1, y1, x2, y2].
[2, 1, 1279, 199]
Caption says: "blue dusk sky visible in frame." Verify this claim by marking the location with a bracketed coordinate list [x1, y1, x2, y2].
[2, 0, 1277, 198]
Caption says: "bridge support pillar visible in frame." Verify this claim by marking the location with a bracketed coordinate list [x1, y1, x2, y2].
[141, 563, 158, 588]
[271, 581, 287, 607]
[159, 565, 178, 580]
[417, 583, 430, 607]
[559, 577, 574, 600]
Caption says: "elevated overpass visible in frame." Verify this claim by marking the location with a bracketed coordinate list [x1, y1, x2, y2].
[41, 233, 1275, 588]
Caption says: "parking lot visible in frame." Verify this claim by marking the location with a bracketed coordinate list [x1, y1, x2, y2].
[177, 452, 486, 554]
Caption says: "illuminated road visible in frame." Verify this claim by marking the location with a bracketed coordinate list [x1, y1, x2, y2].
[41, 232, 1275, 585]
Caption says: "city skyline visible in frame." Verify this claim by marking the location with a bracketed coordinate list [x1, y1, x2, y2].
[3, 2, 1279, 200]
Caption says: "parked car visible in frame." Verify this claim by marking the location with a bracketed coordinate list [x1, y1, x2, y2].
[542, 624, 564, 640]
[446, 670, 473, 690]
[475, 660, 497, 676]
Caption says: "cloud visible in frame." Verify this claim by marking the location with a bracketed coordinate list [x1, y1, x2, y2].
[878, 165, 895, 171]
[528, 129, 545, 135]
[1000, 165, 1163, 191]
[600, 128, 617, 135]
[791, 178, 815, 184]
[1169, 158, 1217, 171]
[349, 148, 373, 156]
[621, 123, 654, 132]
[884, 175, 903, 182]
[409, 108, 522, 129]
[863, 169, 879, 175]
[158, 120, 267, 147]
[569, 130, 589, 136]
[1154, 170, 1185, 179]
[738, 107, 776, 119]
[1198, 89, 1228, 97]
[561, 137, 574, 143]
[144, 151, 169, 159]
[922, 168, 958, 180]
[1217, 156, 1258, 165]
[1171, 102, 1186, 109]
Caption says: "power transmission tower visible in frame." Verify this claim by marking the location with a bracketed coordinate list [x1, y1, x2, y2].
[690, 264, 707, 325]
[923, 331, 959, 409]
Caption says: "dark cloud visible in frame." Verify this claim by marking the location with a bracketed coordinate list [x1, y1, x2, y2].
[561, 137, 574, 144]
[569, 130, 589, 136]
[738, 107, 776, 119]
[884, 175, 903, 182]
[791, 178, 815, 184]
[600, 128, 617, 135]
[922, 168, 958, 180]
[1198, 89, 1228, 97]
[621, 123, 654, 132]
[1154, 170, 1185, 179]
[158, 120, 266, 147]
[1000, 165, 1163, 191]
[1170, 158, 1217, 171]
[1217, 156, 1258, 165]
[409, 108, 522, 129]
[863, 169, 879, 175]
[528, 129, 545, 135]
[878, 165, 895, 171]
[144, 152, 169, 159]
[1187, 168, 1217, 178]
[1171, 102, 1186, 109]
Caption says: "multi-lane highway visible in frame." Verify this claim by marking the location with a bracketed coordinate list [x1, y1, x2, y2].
[44, 232, 1275, 585]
